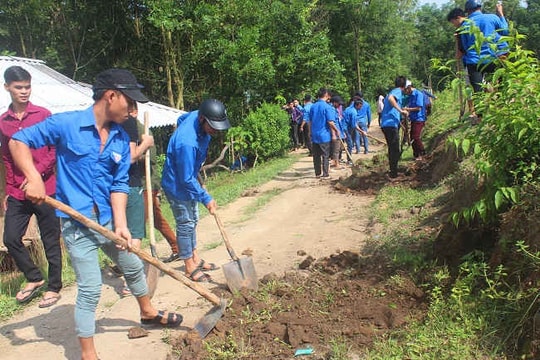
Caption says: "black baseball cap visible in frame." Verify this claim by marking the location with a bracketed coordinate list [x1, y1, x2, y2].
[93, 68, 149, 103]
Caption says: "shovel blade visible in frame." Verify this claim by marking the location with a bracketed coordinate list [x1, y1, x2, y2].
[222, 257, 258, 292]
[144, 262, 161, 299]
[194, 299, 227, 338]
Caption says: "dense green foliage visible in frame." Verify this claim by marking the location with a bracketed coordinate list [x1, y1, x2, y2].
[228, 103, 291, 164]
[448, 29, 539, 224]
[3, 0, 536, 112]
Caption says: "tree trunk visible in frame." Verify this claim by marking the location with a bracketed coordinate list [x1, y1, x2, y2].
[161, 27, 175, 108]
[161, 28, 185, 110]
[353, 26, 362, 91]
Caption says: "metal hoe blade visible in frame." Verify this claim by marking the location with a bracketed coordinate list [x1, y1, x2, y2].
[194, 299, 227, 338]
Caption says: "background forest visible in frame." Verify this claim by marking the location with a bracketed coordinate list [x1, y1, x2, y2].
[2, 0, 539, 120]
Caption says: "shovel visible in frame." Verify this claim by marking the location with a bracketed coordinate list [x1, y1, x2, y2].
[364, 132, 387, 145]
[143, 112, 161, 299]
[213, 213, 258, 292]
[44, 195, 226, 338]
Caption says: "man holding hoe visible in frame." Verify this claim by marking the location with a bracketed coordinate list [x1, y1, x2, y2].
[9, 68, 182, 360]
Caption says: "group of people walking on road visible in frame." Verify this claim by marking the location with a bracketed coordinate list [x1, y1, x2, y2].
[285, 88, 374, 179]
[2, 65, 229, 360]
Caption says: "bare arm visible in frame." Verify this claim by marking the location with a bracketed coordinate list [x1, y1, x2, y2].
[328, 120, 338, 134]
[389, 95, 409, 117]
[8, 139, 46, 204]
[129, 134, 154, 163]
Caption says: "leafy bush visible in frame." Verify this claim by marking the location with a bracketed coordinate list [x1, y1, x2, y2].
[449, 30, 537, 224]
[228, 102, 290, 165]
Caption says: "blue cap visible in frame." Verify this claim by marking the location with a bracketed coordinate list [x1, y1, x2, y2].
[465, 0, 482, 10]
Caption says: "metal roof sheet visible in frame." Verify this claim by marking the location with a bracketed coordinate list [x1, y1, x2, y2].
[0, 56, 184, 128]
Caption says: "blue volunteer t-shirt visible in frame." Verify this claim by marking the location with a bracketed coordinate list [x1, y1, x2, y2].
[380, 88, 403, 129]
[408, 89, 425, 122]
[12, 106, 131, 225]
[309, 99, 333, 144]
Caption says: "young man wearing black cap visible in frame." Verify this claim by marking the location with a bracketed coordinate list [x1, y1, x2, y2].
[10, 68, 182, 360]
[161, 98, 231, 282]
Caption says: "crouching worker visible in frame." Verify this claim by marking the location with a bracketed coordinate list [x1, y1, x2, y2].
[9, 68, 182, 360]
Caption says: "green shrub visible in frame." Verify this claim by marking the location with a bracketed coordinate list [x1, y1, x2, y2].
[228, 102, 290, 165]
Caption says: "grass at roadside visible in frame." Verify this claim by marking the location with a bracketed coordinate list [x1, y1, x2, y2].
[362, 123, 509, 359]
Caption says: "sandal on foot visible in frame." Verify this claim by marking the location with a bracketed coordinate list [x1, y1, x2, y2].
[16, 282, 45, 304]
[141, 310, 183, 328]
[120, 286, 132, 298]
[188, 268, 212, 282]
[38, 293, 61, 308]
[198, 259, 219, 272]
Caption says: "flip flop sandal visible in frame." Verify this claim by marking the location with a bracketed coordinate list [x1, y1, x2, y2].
[38, 294, 61, 308]
[198, 259, 219, 271]
[120, 286, 132, 298]
[141, 310, 183, 328]
[16, 283, 45, 304]
[188, 268, 212, 282]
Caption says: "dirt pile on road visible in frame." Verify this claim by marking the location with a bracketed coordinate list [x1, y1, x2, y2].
[170, 251, 427, 359]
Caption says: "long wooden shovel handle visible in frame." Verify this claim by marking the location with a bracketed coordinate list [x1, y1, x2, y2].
[213, 213, 239, 262]
[143, 112, 157, 257]
[44, 196, 221, 306]
[338, 137, 353, 160]
[365, 132, 387, 145]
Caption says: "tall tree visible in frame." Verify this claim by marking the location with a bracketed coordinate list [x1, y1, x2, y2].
[325, 0, 417, 99]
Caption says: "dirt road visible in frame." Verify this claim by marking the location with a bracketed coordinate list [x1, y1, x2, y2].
[0, 139, 384, 360]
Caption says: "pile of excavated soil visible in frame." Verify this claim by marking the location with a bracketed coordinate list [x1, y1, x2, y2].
[171, 251, 427, 359]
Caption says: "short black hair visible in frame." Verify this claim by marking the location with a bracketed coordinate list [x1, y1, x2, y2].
[394, 76, 407, 88]
[4, 66, 31, 84]
[447, 8, 466, 21]
[317, 87, 330, 99]
[92, 89, 108, 101]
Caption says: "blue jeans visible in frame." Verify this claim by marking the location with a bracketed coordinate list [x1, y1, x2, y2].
[165, 196, 199, 260]
[358, 123, 369, 153]
[61, 217, 147, 338]
[348, 129, 361, 153]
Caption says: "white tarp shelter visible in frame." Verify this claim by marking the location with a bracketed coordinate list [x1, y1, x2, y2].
[0, 56, 185, 127]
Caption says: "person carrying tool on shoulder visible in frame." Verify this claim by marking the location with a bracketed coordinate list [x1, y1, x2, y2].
[9, 68, 182, 360]
[161, 99, 231, 283]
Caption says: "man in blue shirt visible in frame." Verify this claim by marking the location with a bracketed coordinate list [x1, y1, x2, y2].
[10, 69, 183, 360]
[161, 99, 230, 282]
[330, 95, 347, 168]
[448, 2, 508, 119]
[355, 91, 372, 154]
[404, 82, 427, 161]
[309, 88, 338, 179]
[380, 76, 410, 179]
[343, 96, 361, 165]
[300, 94, 313, 156]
